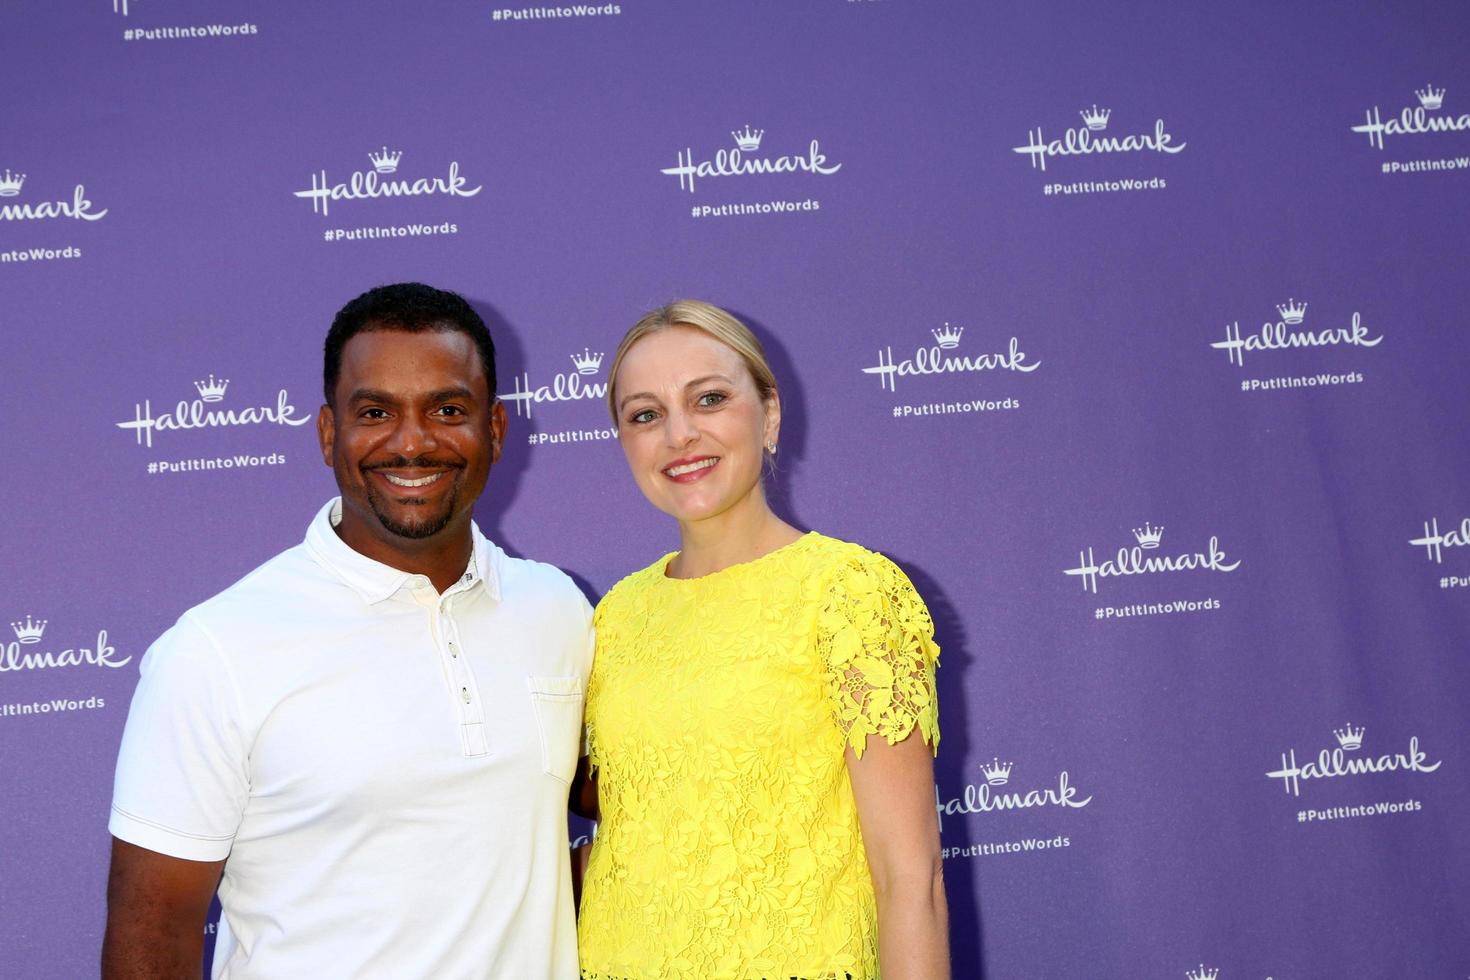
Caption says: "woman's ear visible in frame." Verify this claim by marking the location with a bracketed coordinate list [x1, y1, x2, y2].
[763, 389, 781, 451]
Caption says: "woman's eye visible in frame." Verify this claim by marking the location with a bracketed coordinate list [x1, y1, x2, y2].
[697, 391, 727, 408]
[629, 409, 658, 425]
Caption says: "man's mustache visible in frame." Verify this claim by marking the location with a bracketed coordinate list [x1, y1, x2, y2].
[362, 456, 466, 472]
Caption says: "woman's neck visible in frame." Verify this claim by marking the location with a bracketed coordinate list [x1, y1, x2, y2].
[669, 492, 803, 579]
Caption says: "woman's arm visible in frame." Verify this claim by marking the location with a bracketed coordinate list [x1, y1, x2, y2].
[847, 730, 950, 980]
[570, 754, 599, 821]
[568, 755, 599, 914]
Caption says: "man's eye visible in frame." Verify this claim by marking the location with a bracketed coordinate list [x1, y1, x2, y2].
[437, 405, 466, 417]
[360, 407, 389, 420]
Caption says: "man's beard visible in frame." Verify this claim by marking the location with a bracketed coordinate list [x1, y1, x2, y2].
[361, 457, 464, 539]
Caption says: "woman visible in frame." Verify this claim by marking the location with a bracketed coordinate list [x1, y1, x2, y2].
[577, 300, 949, 979]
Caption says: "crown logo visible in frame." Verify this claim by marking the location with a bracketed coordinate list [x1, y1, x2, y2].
[194, 374, 230, 402]
[11, 616, 47, 644]
[0, 169, 26, 197]
[1185, 966, 1218, 980]
[368, 147, 403, 174]
[981, 758, 1013, 786]
[570, 348, 604, 375]
[1132, 523, 1164, 549]
[1275, 298, 1307, 325]
[931, 322, 964, 349]
[1079, 105, 1111, 131]
[731, 125, 765, 152]
[1415, 84, 1445, 110]
[1333, 723, 1365, 751]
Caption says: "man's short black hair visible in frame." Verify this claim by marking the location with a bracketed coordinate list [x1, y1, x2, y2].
[323, 282, 497, 405]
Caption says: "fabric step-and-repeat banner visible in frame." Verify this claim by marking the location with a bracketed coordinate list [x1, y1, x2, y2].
[4, 1, 1468, 976]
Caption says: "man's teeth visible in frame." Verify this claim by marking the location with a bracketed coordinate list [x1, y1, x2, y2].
[665, 458, 718, 477]
[384, 472, 445, 488]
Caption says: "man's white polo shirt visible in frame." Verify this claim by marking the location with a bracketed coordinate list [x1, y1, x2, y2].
[110, 498, 593, 979]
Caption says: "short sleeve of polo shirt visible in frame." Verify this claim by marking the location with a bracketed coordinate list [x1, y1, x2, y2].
[109, 614, 249, 862]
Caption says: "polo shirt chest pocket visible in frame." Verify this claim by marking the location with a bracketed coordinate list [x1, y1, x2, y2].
[526, 676, 584, 784]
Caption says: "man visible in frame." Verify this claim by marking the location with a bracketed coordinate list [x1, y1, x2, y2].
[103, 283, 592, 978]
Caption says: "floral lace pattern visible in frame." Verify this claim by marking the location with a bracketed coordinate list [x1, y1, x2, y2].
[580, 534, 940, 980]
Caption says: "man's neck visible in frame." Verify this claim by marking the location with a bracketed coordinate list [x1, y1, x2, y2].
[334, 516, 474, 595]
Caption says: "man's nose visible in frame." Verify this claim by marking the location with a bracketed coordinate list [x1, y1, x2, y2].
[386, 412, 438, 459]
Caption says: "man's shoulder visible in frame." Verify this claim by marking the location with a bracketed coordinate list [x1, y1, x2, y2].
[492, 548, 591, 613]
[177, 541, 330, 635]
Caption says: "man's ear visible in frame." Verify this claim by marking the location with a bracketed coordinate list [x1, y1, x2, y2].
[317, 404, 335, 468]
[488, 399, 508, 465]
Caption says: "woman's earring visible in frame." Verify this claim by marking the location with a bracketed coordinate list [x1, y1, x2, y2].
[765, 441, 777, 454]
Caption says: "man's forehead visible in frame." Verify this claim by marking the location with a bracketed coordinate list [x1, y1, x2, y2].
[337, 328, 488, 393]
[342, 328, 476, 366]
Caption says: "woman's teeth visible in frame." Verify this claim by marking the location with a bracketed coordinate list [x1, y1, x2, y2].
[665, 458, 718, 477]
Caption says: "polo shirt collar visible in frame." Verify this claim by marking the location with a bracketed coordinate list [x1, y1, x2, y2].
[304, 498, 501, 604]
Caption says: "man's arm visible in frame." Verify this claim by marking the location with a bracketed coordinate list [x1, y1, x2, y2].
[101, 838, 224, 980]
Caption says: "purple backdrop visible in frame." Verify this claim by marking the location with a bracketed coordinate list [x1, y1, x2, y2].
[4, 1, 1468, 977]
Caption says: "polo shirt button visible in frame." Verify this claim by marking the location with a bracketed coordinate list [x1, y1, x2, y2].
[460, 686, 471, 704]
[449, 642, 459, 658]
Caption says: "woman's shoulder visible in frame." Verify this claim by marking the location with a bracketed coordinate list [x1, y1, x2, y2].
[595, 552, 676, 612]
[800, 532, 907, 581]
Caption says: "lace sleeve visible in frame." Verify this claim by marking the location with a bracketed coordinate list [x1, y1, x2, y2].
[816, 551, 940, 759]
[584, 599, 610, 773]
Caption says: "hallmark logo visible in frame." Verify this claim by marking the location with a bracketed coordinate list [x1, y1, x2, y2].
[1416, 84, 1446, 110]
[1209, 298, 1382, 368]
[1352, 84, 1470, 150]
[368, 147, 402, 173]
[293, 148, 482, 217]
[0, 169, 109, 223]
[1409, 516, 1470, 564]
[1132, 523, 1163, 549]
[660, 125, 842, 194]
[11, 616, 47, 645]
[1333, 723, 1365, 751]
[1185, 967, 1219, 980]
[1, 618, 130, 674]
[1012, 105, 1186, 171]
[194, 373, 229, 402]
[1064, 523, 1239, 594]
[861, 324, 1039, 393]
[935, 759, 1093, 832]
[1266, 724, 1440, 797]
[115, 374, 311, 448]
[570, 348, 604, 375]
[501, 348, 608, 419]
[1079, 105, 1111, 130]
[731, 125, 764, 152]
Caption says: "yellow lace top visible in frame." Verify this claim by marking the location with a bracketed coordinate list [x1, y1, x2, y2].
[578, 532, 940, 980]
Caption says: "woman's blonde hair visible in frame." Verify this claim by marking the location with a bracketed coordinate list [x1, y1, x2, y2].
[606, 299, 778, 424]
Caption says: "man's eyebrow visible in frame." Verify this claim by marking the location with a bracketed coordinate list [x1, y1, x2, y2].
[426, 385, 477, 402]
[347, 386, 478, 404]
[617, 375, 735, 412]
[347, 387, 399, 405]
